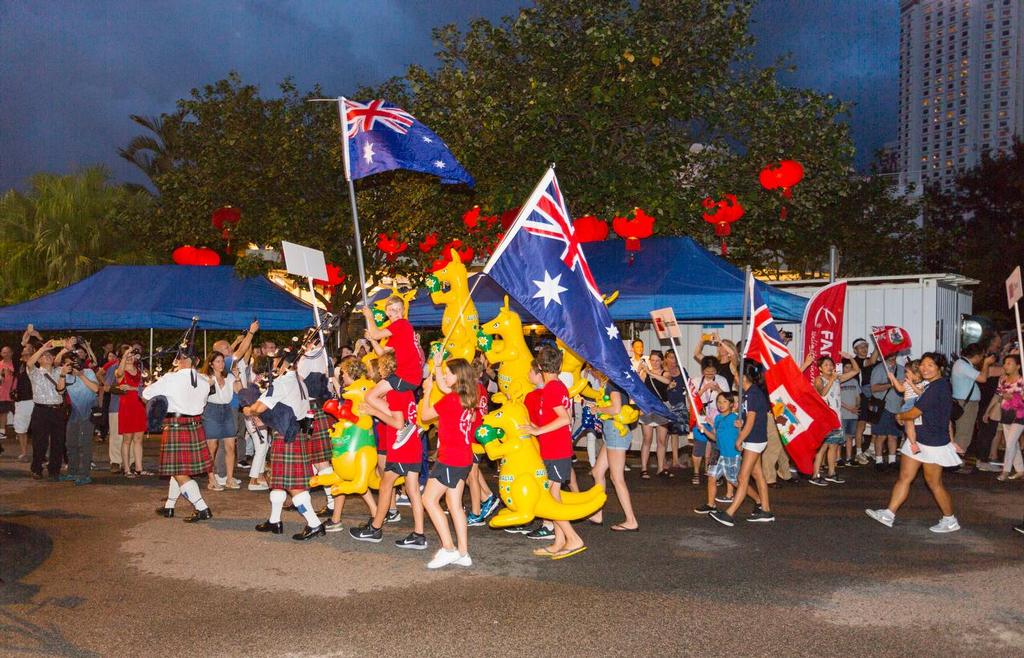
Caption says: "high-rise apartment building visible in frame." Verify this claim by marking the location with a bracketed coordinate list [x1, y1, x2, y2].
[898, 0, 1024, 195]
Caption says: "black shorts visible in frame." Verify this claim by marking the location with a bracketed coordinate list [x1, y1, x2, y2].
[385, 461, 422, 476]
[385, 374, 420, 393]
[544, 458, 573, 484]
[429, 462, 470, 489]
[0, 401, 13, 414]
[377, 448, 387, 456]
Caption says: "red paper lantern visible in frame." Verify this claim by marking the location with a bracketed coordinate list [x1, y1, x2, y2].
[313, 263, 346, 289]
[573, 215, 609, 243]
[759, 160, 804, 198]
[376, 233, 408, 261]
[172, 245, 220, 266]
[192, 247, 221, 266]
[612, 207, 655, 253]
[702, 194, 745, 255]
[211, 206, 241, 239]
[418, 232, 438, 253]
[462, 206, 481, 232]
[172, 245, 197, 265]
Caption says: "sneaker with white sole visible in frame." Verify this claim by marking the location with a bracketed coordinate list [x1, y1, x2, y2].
[393, 422, 416, 450]
[929, 516, 961, 533]
[385, 509, 401, 524]
[503, 524, 533, 534]
[466, 512, 487, 527]
[395, 493, 411, 507]
[747, 507, 776, 523]
[480, 494, 499, 519]
[1013, 523, 1024, 536]
[454, 553, 472, 567]
[709, 510, 735, 527]
[526, 525, 555, 540]
[324, 520, 344, 533]
[350, 522, 383, 542]
[714, 495, 734, 504]
[824, 474, 845, 484]
[865, 508, 895, 528]
[427, 548, 461, 569]
[247, 482, 269, 491]
[808, 476, 828, 487]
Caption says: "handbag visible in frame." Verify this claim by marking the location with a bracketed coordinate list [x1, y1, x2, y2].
[863, 396, 884, 424]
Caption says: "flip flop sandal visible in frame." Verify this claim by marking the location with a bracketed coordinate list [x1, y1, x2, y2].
[551, 546, 588, 560]
[532, 547, 560, 557]
[640, 470, 651, 480]
[588, 519, 604, 526]
[610, 524, 639, 532]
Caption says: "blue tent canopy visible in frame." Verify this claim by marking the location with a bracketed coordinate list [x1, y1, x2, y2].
[388, 236, 806, 326]
[0, 265, 317, 330]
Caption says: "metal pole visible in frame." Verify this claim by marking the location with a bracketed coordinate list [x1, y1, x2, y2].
[203, 330, 208, 361]
[737, 266, 751, 409]
[336, 97, 370, 308]
[149, 328, 153, 376]
[307, 276, 331, 373]
[1015, 303, 1024, 361]
[829, 245, 837, 283]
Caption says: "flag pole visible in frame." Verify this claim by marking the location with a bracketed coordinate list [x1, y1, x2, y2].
[738, 266, 751, 409]
[334, 96, 370, 309]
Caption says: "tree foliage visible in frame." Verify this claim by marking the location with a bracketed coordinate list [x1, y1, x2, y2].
[0, 167, 157, 304]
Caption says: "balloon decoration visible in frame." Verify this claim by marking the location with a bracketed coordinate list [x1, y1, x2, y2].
[612, 207, 655, 263]
[313, 263, 346, 291]
[701, 194, 745, 256]
[572, 215, 609, 243]
[418, 232, 438, 253]
[462, 206, 481, 232]
[759, 159, 804, 220]
[211, 206, 241, 242]
[376, 232, 408, 261]
[172, 245, 221, 266]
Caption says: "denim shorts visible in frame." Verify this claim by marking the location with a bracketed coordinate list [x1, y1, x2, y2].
[842, 418, 857, 437]
[601, 419, 632, 450]
[202, 402, 237, 440]
[872, 410, 900, 436]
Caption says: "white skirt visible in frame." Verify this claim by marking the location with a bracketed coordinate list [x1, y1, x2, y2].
[899, 439, 962, 467]
[742, 441, 767, 454]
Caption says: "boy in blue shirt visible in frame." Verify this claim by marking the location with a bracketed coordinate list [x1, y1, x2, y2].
[694, 392, 761, 514]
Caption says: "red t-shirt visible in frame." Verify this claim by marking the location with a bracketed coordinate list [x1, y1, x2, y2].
[524, 388, 543, 425]
[387, 318, 422, 386]
[385, 389, 421, 463]
[435, 391, 477, 467]
[536, 379, 573, 460]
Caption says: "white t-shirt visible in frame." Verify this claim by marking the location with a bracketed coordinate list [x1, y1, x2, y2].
[258, 371, 310, 420]
[207, 373, 236, 404]
[142, 369, 210, 416]
[691, 374, 730, 421]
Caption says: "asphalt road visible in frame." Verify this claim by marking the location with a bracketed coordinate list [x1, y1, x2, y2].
[2, 439, 1023, 657]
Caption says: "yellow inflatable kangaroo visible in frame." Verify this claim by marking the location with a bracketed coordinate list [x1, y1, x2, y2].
[474, 400, 606, 527]
[308, 377, 386, 496]
[426, 249, 479, 365]
[479, 296, 533, 403]
[581, 386, 640, 436]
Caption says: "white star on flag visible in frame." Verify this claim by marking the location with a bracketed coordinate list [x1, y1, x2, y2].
[433, 160, 446, 169]
[362, 142, 376, 164]
[422, 136, 433, 143]
[605, 324, 620, 340]
[532, 270, 568, 308]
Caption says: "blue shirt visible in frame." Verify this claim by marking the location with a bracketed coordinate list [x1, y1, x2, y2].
[950, 358, 981, 401]
[105, 365, 120, 412]
[741, 385, 769, 444]
[712, 412, 740, 458]
[66, 369, 97, 421]
[915, 377, 953, 447]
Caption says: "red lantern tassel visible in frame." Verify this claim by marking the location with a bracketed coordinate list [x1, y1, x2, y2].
[720, 238, 728, 256]
[780, 206, 788, 221]
[625, 237, 641, 252]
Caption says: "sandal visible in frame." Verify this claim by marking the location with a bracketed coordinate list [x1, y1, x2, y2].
[139, 469, 155, 476]
[640, 470, 650, 480]
[124, 471, 138, 479]
[550, 545, 587, 560]
[532, 547, 560, 557]
[208, 482, 224, 491]
[610, 524, 639, 532]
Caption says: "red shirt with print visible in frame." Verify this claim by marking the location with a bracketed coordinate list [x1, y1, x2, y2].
[387, 319, 422, 387]
[536, 379, 573, 460]
[435, 391, 477, 467]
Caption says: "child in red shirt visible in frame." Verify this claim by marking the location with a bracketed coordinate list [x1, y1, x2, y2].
[521, 346, 587, 559]
[418, 353, 479, 569]
[361, 296, 423, 444]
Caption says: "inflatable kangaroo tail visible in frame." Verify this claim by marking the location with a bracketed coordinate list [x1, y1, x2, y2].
[535, 485, 607, 521]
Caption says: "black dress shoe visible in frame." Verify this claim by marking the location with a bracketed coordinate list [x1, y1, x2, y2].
[255, 520, 284, 534]
[292, 524, 326, 541]
[183, 508, 213, 523]
[156, 507, 174, 518]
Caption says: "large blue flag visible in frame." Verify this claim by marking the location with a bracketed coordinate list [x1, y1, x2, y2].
[483, 167, 673, 418]
[341, 98, 474, 186]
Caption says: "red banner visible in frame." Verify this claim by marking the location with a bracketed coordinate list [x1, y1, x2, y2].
[801, 281, 847, 383]
[872, 325, 912, 357]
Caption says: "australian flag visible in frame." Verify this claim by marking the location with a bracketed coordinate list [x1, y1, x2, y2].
[341, 98, 474, 187]
[744, 279, 839, 474]
[483, 167, 673, 419]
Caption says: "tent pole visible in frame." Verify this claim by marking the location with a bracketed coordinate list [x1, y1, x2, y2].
[204, 330, 208, 361]
[737, 267, 751, 410]
[149, 329, 153, 376]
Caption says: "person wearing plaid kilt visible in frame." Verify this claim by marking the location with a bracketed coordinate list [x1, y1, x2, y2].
[143, 353, 214, 523]
[298, 343, 337, 518]
[244, 354, 325, 542]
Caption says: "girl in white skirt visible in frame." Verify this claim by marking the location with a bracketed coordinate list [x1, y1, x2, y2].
[866, 353, 964, 533]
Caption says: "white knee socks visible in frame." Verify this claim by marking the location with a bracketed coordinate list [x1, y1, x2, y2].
[165, 479, 181, 509]
[268, 489, 287, 523]
[291, 491, 322, 528]
[180, 479, 209, 511]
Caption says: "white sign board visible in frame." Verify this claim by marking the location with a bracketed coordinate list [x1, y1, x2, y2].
[281, 241, 328, 281]
[649, 307, 682, 340]
[1007, 266, 1023, 309]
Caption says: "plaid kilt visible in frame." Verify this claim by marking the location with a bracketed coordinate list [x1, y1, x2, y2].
[157, 415, 212, 476]
[306, 408, 333, 465]
[268, 430, 311, 491]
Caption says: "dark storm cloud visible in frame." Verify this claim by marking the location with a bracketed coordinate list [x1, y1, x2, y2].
[0, 0, 897, 189]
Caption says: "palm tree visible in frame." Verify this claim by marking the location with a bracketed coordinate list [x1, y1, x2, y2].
[117, 110, 185, 192]
[0, 167, 157, 304]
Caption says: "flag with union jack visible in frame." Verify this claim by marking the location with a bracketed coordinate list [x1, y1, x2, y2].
[341, 98, 474, 186]
[483, 167, 673, 418]
[744, 278, 839, 474]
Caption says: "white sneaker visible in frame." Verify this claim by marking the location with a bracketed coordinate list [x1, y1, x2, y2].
[454, 553, 473, 567]
[865, 508, 895, 528]
[215, 475, 227, 486]
[247, 482, 269, 491]
[929, 516, 961, 533]
[976, 462, 999, 472]
[426, 548, 461, 569]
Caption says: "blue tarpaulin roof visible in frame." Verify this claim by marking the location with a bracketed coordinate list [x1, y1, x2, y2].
[389, 236, 807, 326]
[0, 265, 317, 330]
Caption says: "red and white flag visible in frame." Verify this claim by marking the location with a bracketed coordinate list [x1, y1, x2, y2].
[801, 281, 847, 383]
[871, 326, 912, 358]
[744, 277, 839, 474]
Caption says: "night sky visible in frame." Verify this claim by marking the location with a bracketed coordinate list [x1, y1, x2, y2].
[0, 1, 897, 190]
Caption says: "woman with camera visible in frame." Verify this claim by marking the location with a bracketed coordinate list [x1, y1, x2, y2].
[116, 346, 150, 478]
